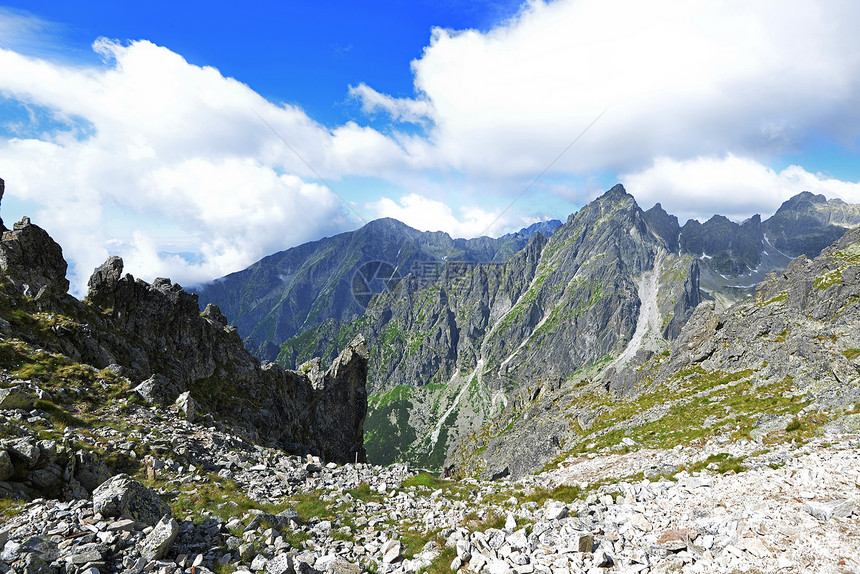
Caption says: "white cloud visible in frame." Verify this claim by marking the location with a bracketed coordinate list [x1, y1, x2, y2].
[365, 0, 860, 178]
[621, 155, 860, 223]
[0, 38, 408, 295]
[3, 0, 860, 299]
[348, 83, 434, 125]
[368, 193, 513, 238]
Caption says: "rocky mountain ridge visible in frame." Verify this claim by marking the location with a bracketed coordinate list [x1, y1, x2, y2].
[0, 177, 367, 465]
[314, 186, 702, 468]
[452, 224, 860, 480]
[204, 184, 859, 470]
[194, 218, 562, 362]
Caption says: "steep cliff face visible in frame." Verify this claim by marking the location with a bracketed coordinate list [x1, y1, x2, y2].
[0, 179, 367, 463]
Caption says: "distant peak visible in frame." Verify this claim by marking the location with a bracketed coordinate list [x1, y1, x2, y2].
[776, 191, 828, 213]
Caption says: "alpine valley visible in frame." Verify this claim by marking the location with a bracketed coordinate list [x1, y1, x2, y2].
[195, 185, 860, 472]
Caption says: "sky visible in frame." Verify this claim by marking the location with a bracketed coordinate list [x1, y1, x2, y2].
[0, 0, 859, 296]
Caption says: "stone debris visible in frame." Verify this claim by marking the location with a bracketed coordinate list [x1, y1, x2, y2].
[1, 401, 859, 574]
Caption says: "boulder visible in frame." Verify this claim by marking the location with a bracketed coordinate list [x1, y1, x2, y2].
[74, 450, 110, 493]
[140, 516, 179, 561]
[0, 387, 36, 410]
[92, 474, 171, 526]
[0, 450, 14, 481]
[173, 391, 197, 422]
[266, 554, 294, 574]
[134, 374, 184, 406]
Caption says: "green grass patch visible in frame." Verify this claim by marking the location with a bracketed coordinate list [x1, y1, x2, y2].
[0, 497, 25, 517]
[522, 483, 583, 506]
[143, 473, 287, 522]
[785, 417, 802, 432]
[34, 399, 90, 428]
[684, 453, 747, 475]
[842, 348, 860, 361]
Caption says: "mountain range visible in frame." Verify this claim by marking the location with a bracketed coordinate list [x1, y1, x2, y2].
[195, 185, 860, 470]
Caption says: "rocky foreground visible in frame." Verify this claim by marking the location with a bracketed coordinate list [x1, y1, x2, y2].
[3, 391, 859, 574]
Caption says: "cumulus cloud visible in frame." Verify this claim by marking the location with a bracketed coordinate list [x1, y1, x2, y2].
[368, 193, 513, 238]
[0, 37, 408, 295]
[621, 155, 860, 223]
[366, 0, 860, 178]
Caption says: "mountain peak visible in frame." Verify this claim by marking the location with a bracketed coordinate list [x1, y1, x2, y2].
[601, 183, 630, 200]
[775, 191, 828, 213]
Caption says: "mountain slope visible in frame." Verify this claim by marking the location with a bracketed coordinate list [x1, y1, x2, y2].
[320, 185, 702, 467]
[452, 224, 860, 479]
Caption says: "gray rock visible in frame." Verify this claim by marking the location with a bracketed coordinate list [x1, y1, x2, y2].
[0, 450, 13, 482]
[381, 539, 401, 564]
[266, 554, 294, 574]
[173, 391, 197, 422]
[134, 374, 184, 407]
[804, 499, 854, 521]
[29, 463, 63, 491]
[0, 215, 70, 299]
[74, 451, 111, 493]
[139, 516, 179, 561]
[7, 439, 39, 468]
[543, 502, 568, 521]
[92, 474, 172, 526]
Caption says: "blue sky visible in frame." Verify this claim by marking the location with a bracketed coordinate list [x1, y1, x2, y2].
[0, 1, 859, 295]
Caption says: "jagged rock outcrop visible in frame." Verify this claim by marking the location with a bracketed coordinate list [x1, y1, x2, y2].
[0, 217, 70, 302]
[80, 255, 370, 462]
[0, 180, 368, 464]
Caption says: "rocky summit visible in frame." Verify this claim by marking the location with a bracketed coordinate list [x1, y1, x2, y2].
[2, 172, 860, 574]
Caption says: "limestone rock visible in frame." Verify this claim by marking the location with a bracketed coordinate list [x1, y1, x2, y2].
[804, 499, 854, 521]
[266, 554, 294, 574]
[174, 391, 197, 422]
[381, 539, 401, 563]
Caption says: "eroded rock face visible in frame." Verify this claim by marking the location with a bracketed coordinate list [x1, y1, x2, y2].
[0, 216, 69, 301]
[79, 256, 369, 463]
[0, 181, 368, 464]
